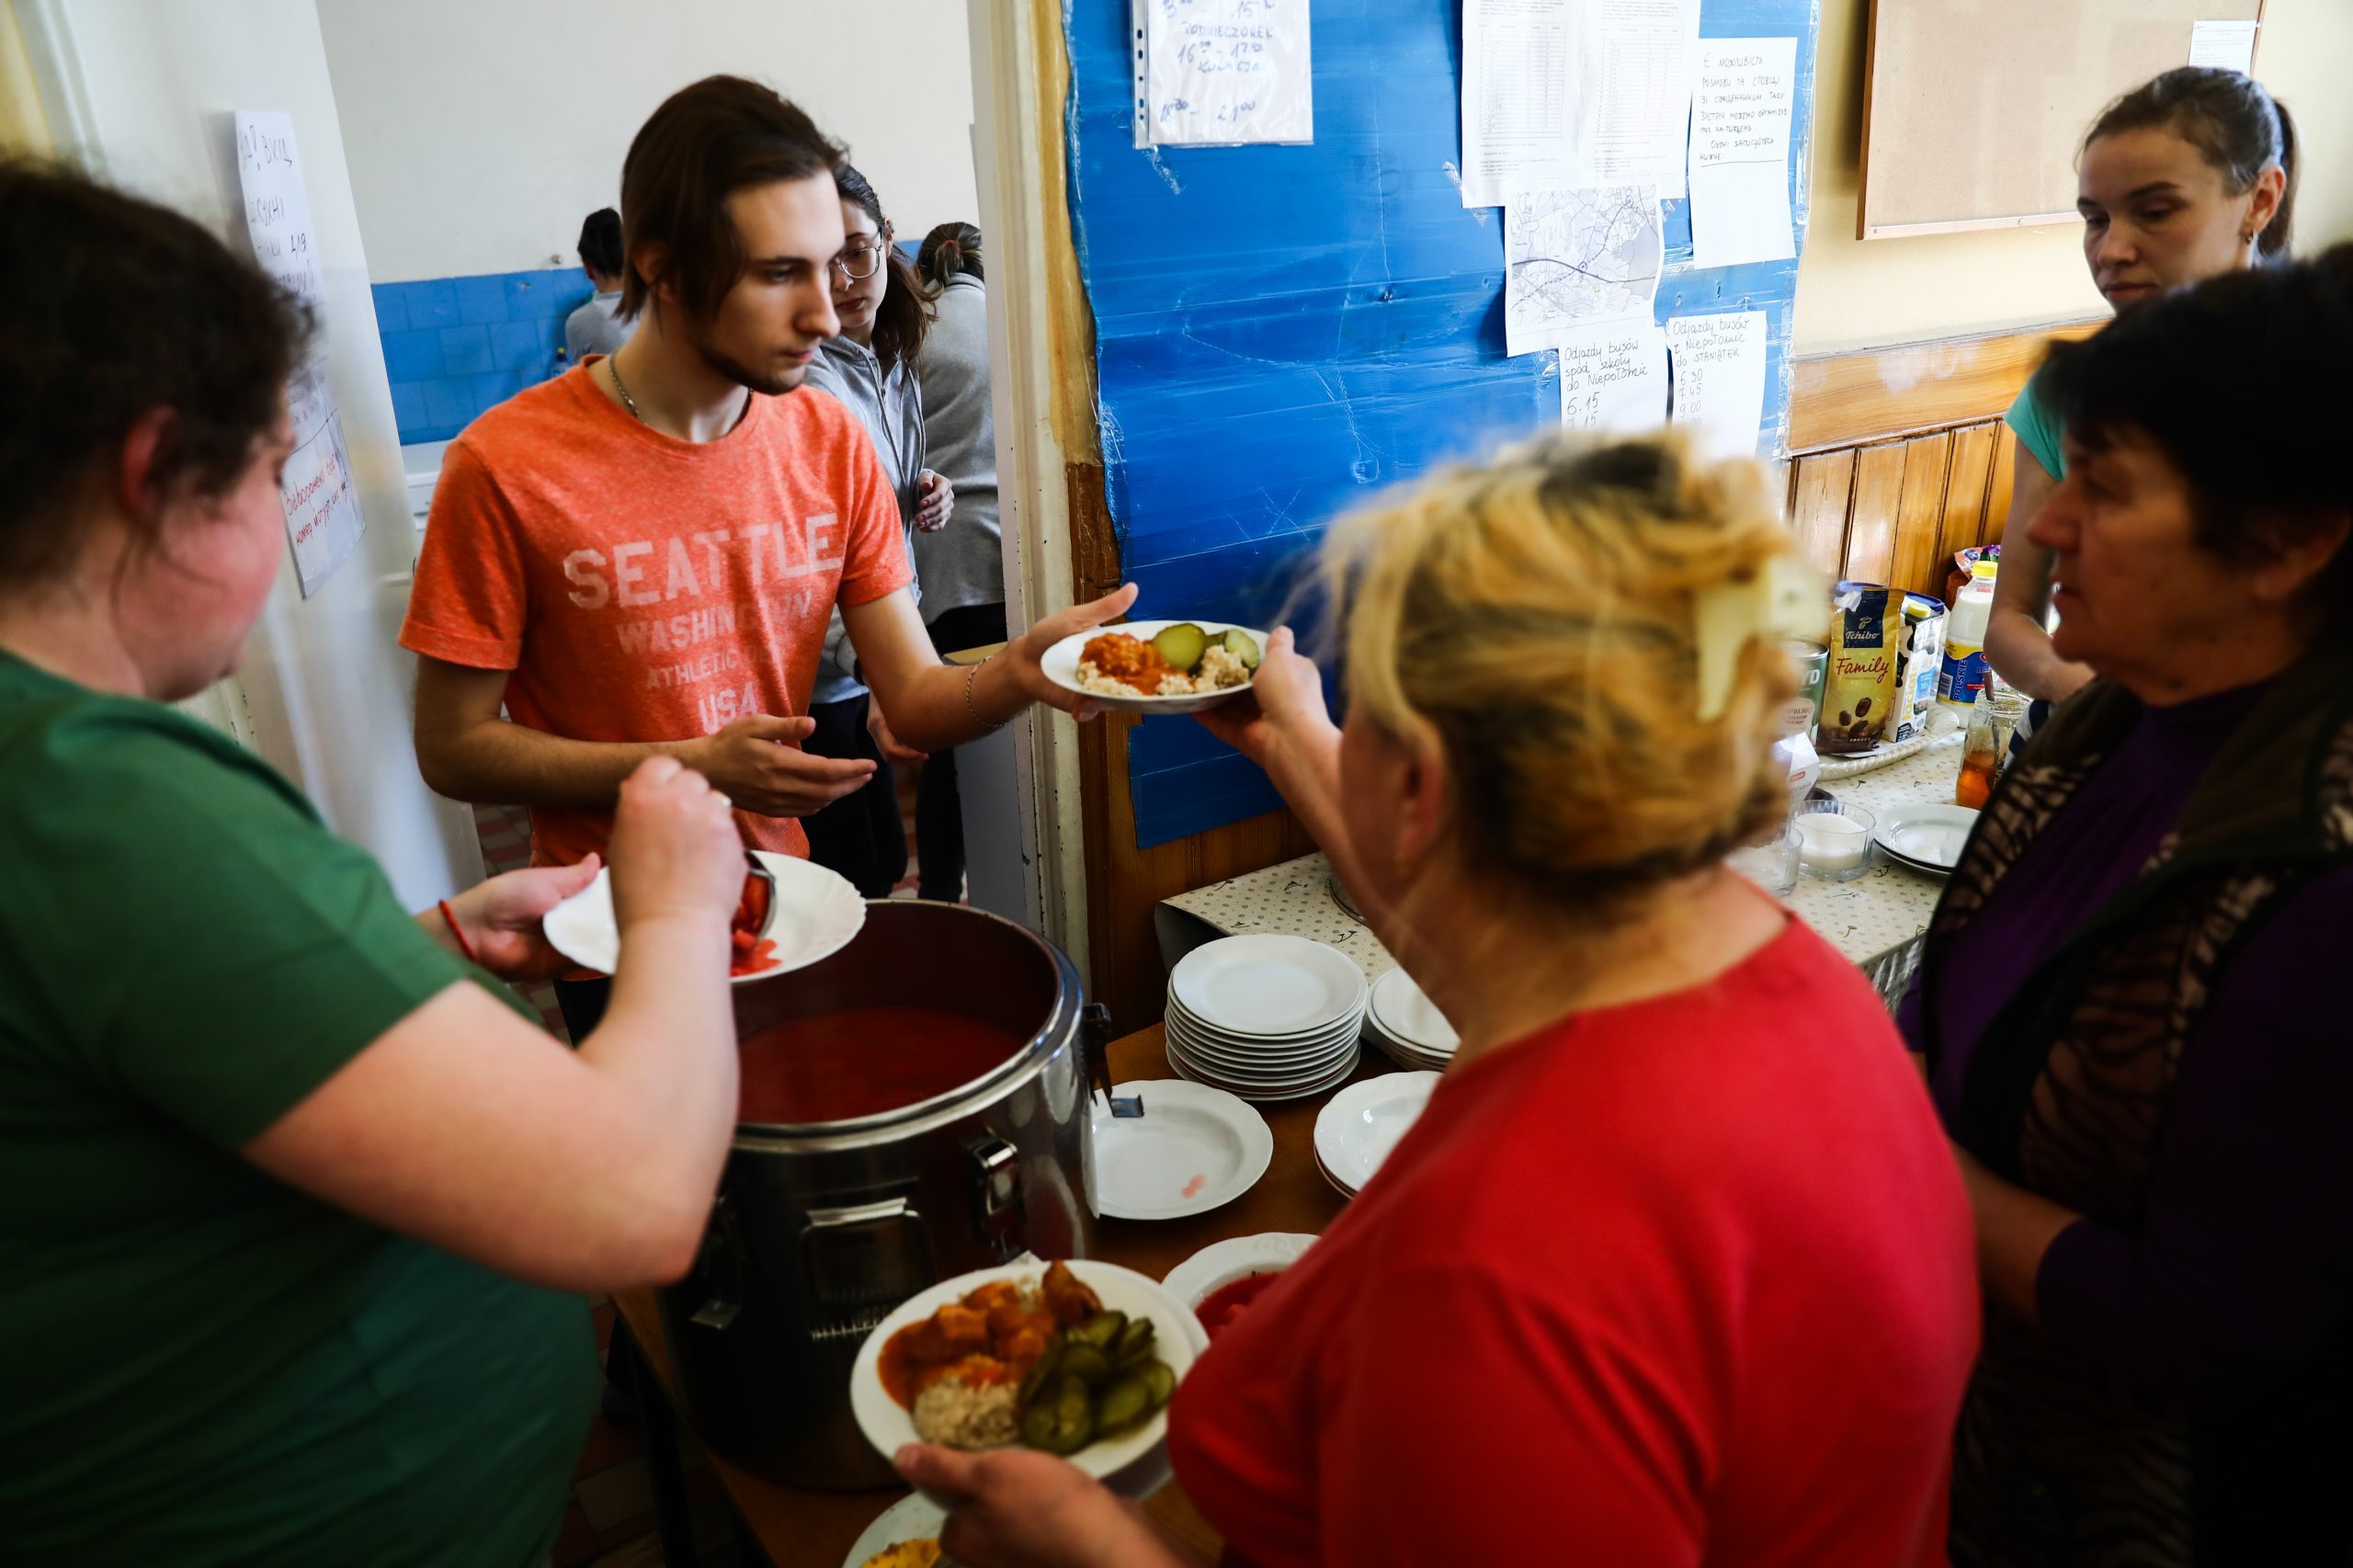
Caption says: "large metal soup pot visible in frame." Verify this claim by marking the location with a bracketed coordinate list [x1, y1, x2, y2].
[654, 901, 1099, 1489]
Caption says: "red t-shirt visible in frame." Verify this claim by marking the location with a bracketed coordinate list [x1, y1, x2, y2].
[399, 363, 910, 867]
[1167, 913, 1978, 1567]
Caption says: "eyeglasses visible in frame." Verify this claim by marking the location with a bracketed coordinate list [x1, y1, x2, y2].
[829, 225, 893, 285]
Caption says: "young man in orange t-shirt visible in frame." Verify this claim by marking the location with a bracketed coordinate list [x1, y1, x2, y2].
[401, 77, 1130, 1028]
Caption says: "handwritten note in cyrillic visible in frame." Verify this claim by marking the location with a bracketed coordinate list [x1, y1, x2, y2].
[1140, 0, 1313, 148]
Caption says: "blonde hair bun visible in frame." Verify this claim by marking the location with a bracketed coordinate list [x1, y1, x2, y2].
[1323, 429, 1799, 901]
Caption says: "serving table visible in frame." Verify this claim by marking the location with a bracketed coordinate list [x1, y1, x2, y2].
[614, 1020, 1356, 1568]
[1155, 733, 1969, 1006]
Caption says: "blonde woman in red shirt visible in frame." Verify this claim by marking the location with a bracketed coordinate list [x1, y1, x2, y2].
[897, 432, 1981, 1566]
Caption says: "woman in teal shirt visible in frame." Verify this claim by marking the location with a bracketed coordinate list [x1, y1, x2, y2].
[1987, 68, 2297, 705]
[0, 166, 748, 1564]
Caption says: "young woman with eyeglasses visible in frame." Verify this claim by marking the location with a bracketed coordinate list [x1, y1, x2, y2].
[799, 164, 954, 898]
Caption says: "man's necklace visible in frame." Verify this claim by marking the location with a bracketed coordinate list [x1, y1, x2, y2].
[607, 354, 643, 422]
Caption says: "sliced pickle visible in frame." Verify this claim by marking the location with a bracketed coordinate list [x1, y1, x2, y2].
[1150, 622, 1208, 673]
[1016, 1334, 1065, 1407]
[1059, 1341, 1113, 1388]
[1136, 1359, 1177, 1412]
[1073, 1310, 1127, 1349]
[1095, 1375, 1153, 1436]
[1221, 627, 1262, 671]
[1109, 1317, 1157, 1369]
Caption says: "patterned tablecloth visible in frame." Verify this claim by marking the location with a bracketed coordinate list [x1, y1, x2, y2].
[1155, 734, 1968, 1008]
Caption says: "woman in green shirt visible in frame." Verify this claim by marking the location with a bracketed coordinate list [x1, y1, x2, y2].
[1987, 68, 2297, 706]
[0, 166, 748, 1564]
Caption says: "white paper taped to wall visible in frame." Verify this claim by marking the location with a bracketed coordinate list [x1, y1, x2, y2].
[1666, 310, 1768, 462]
[1460, 0, 1699, 207]
[1559, 321, 1670, 436]
[1137, 0, 1313, 148]
[234, 110, 365, 597]
[1504, 183, 1662, 357]
[1688, 37, 1796, 270]
[1579, 0, 1702, 199]
[2187, 19, 2257, 74]
[1460, 0, 1580, 206]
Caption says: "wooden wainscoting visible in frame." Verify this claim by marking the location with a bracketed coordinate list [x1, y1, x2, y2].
[1783, 318, 2099, 597]
[1072, 317, 2103, 1034]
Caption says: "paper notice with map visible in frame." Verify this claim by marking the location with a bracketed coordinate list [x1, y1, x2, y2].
[1666, 310, 1768, 461]
[1504, 183, 1662, 358]
[1558, 322, 1670, 436]
[1688, 37, 1796, 270]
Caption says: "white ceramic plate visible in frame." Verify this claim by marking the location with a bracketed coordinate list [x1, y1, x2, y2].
[1368, 968, 1460, 1056]
[849, 1260, 1200, 1506]
[842, 1493, 947, 1568]
[1165, 1025, 1356, 1083]
[1364, 1024, 1450, 1074]
[1314, 1072, 1439, 1192]
[542, 850, 867, 983]
[1169, 1043, 1360, 1103]
[1090, 1080, 1274, 1221]
[1874, 804, 1980, 872]
[1165, 1012, 1363, 1065]
[1165, 989, 1367, 1047]
[1038, 619, 1268, 715]
[1169, 936, 1368, 1037]
[1162, 1233, 1318, 1312]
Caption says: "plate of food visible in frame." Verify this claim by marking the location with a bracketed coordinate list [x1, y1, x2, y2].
[541, 851, 866, 982]
[850, 1259, 1200, 1504]
[1039, 619, 1267, 714]
[842, 1494, 948, 1568]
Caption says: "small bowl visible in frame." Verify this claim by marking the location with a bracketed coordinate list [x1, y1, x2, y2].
[1162, 1233, 1317, 1320]
[1795, 798, 1876, 882]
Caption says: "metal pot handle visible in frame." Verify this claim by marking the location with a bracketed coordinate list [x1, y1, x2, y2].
[687, 1194, 745, 1334]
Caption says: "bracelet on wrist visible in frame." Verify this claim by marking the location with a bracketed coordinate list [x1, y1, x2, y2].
[964, 655, 1010, 733]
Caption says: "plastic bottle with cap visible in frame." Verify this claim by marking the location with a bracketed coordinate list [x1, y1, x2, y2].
[1937, 559, 2000, 712]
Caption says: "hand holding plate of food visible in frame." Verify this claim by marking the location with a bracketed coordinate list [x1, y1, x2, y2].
[1038, 619, 1267, 715]
[541, 850, 867, 983]
[850, 1259, 1202, 1503]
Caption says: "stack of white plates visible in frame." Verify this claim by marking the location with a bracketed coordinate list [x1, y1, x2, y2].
[1165, 935, 1367, 1103]
[1363, 968, 1459, 1071]
[1313, 1072, 1440, 1199]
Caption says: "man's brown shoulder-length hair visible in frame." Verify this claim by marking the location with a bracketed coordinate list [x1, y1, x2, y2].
[618, 75, 845, 327]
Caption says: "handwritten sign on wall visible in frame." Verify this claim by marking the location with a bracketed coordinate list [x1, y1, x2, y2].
[1136, 0, 1313, 148]
[234, 110, 363, 597]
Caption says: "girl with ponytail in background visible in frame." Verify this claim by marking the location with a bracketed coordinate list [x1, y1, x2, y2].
[1987, 67, 2298, 715]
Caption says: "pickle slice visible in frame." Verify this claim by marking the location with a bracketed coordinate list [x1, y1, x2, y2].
[1150, 622, 1208, 673]
[1073, 1310, 1127, 1349]
[1095, 1375, 1153, 1436]
[1059, 1341, 1113, 1388]
[1109, 1316, 1157, 1369]
[1221, 627, 1261, 671]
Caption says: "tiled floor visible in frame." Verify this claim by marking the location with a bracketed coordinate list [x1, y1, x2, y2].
[472, 766, 929, 1567]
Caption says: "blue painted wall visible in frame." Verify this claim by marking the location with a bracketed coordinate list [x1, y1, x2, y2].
[1063, 0, 1821, 849]
[374, 240, 929, 447]
[374, 268, 595, 446]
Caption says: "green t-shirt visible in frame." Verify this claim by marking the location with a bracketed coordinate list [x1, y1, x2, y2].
[0, 653, 597, 1566]
[2005, 360, 2067, 482]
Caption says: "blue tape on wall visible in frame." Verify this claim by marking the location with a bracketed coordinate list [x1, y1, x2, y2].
[1063, 0, 1820, 849]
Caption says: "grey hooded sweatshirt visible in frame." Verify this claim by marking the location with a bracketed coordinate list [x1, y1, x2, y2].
[804, 334, 924, 706]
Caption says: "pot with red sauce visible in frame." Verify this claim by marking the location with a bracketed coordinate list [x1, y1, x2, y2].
[654, 900, 1101, 1489]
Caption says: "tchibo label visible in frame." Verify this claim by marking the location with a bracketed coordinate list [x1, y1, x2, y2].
[1938, 642, 1989, 708]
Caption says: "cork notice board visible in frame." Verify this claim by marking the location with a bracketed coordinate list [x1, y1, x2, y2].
[1859, 0, 2265, 240]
